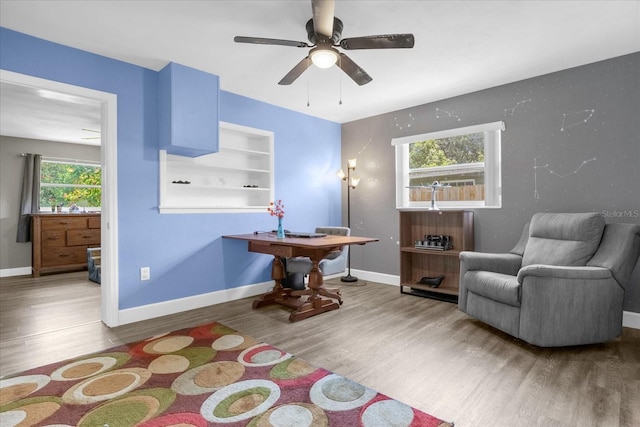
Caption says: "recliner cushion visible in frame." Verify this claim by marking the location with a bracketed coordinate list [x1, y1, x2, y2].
[522, 213, 605, 267]
[464, 271, 521, 307]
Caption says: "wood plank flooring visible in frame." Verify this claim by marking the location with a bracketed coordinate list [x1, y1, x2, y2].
[1, 272, 639, 426]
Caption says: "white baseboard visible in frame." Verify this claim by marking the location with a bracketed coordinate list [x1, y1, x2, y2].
[116, 271, 397, 326]
[623, 311, 640, 330]
[117, 281, 273, 326]
[348, 269, 400, 286]
[0, 267, 32, 278]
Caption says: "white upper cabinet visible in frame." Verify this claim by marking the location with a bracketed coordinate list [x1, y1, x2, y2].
[159, 62, 220, 157]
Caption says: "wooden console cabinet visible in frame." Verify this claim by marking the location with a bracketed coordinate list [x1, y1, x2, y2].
[399, 210, 474, 302]
[31, 214, 101, 277]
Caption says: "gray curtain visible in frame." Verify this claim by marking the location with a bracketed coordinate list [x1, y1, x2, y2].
[16, 153, 41, 242]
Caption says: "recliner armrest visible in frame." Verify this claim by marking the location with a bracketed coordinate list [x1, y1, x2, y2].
[517, 265, 612, 284]
[459, 252, 522, 276]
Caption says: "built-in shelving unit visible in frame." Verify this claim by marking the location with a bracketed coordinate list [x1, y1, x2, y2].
[399, 209, 474, 302]
[159, 122, 274, 213]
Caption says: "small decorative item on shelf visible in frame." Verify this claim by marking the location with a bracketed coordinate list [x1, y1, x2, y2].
[415, 235, 453, 251]
[268, 199, 285, 239]
[418, 275, 445, 288]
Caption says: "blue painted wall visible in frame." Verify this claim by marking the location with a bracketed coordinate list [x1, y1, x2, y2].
[0, 28, 341, 309]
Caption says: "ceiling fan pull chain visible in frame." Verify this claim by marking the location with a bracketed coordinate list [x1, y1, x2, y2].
[338, 56, 343, 105]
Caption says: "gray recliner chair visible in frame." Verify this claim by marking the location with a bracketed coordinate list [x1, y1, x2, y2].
[459, 212, 640, 347]
[285, 226, 350, 289]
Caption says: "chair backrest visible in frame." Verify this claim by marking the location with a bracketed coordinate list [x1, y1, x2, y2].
[316, 226, 350, 260]
[588, 223, 640, 288]
[316, 226, 350, 237]
[521, 212, 605, 267]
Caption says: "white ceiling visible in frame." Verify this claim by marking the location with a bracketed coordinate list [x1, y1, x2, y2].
[0, 81, 103, 145]
[1, 1, 639, 145]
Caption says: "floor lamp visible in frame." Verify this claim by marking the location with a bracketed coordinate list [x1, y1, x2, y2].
[337, 158, 360, 282]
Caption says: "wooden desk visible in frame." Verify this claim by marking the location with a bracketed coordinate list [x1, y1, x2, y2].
[224, 233, 378, 322]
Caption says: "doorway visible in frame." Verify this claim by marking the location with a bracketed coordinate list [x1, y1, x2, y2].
[0, 69, 119, 326]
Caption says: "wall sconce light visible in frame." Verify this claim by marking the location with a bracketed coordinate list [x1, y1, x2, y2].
[337, 158, 359, 282]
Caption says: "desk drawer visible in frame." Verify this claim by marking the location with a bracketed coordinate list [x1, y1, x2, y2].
[67, 229, 100, 246]
[41, 217, 87, 230]
[88, 217, 101, 229]
[249, 241, 293, 257]
[42, 247, 87, 267]
[42, 231, 66, 247]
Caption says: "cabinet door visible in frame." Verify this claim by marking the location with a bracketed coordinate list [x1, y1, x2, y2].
[159, 62, 220, 157]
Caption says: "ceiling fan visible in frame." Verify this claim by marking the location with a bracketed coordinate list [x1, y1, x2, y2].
[234, 0, 414, 86]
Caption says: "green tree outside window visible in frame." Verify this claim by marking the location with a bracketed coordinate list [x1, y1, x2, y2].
[409, 133, 484, 168]
[40, 161, 101, 209]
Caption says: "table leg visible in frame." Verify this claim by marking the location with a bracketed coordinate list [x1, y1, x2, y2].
[252, 256, 303, 310]
[289, 257, 342, 322]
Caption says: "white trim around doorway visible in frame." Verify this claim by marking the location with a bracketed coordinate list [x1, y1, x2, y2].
[0, 69, 119, 327]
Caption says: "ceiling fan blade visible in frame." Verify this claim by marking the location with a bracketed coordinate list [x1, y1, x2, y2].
[234, 36, 309, 48]
[338, 53, 372, 86]
[278, 57, 312, 85]
[311, 0, 335, 38]
[340, 34, 415, 50]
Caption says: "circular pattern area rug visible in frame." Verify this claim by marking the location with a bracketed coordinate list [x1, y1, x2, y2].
[0, 322, 452, 426]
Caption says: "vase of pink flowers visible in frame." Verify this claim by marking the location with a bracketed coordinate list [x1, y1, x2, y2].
[268, 200, 285, 239]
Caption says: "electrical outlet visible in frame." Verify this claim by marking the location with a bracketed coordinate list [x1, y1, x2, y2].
[140, 267, 150, 281]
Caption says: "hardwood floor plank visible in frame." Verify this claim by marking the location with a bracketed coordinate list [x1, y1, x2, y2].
[1, 273, 639, 426]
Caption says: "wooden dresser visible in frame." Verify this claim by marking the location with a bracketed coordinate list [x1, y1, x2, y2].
[31, 213, 101, 277]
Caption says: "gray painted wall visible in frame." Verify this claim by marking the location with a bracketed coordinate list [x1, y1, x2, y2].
[0, 136, 101, 271]
[342, 52, 640, 312]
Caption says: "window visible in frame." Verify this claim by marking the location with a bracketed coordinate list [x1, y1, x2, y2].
[40, 159, 101, 212]
[392, 121, 504, 209]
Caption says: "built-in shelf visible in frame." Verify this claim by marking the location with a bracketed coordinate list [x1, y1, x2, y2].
[159, 122, 274, 213]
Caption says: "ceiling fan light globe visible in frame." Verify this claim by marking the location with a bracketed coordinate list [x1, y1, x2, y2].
[310, 48, 338, 69]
